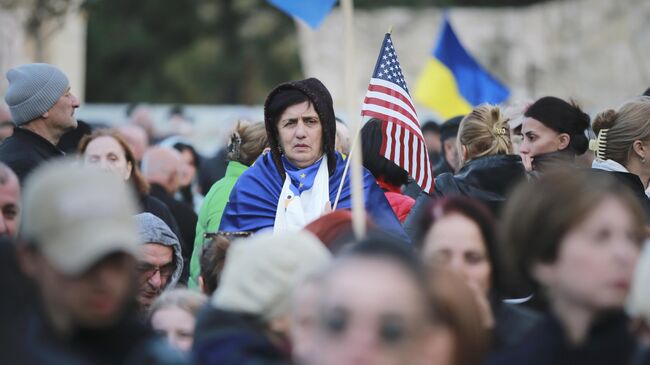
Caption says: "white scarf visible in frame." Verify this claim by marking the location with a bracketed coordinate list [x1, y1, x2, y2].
[274, 157, 330, 233]
[593, 159, 650, 198]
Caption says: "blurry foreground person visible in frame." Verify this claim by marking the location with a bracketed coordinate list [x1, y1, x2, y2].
[192, 231, 331, 365]
[150, 289, 208, 353]
[519, 96, 590, 173]
[425, 269, 490, 365]
[134, 213, 184, 311]
[416, 196, 540, 352]
[591, 96, 650, 220]
[308, 239, 432, 365]
[628, 242, 650, 347]
[0, 162, 20, 239]
[0, 63, 80, 182]
[15, 160, 184, 364]
[79, 130, 180, 236]
[190, 121, 268, 288]
[489, 170, 648, 365]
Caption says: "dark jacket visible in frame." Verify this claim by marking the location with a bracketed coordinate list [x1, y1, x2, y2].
[592, 170, 650, 223]
[192, 306, 292, 365]
[149, 184, 197, 279]
[492, 303, 542, 352]
[0, 127, 65, 183]
[434, 154, 526, 215]
[486, 311, 650, 365]
[433, 156, 454, 177]
[22, 307, 186, 365]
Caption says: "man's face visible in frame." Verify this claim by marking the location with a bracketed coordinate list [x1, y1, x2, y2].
[423, 131, 441, 154]
[136, 243, 174, 310]
[21, 251, 136, 331]
[45, 87, 79, 133]
[0, 173, 20, 239]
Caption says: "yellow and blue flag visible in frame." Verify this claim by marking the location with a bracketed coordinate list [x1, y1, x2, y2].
[267, 0, 337, 29]
[414, 15, 509, 119]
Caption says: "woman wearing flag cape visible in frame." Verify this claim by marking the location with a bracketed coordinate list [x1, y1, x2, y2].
[219, 77, 407, 241]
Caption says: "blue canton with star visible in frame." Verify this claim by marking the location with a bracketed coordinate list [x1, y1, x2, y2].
[281, 156, 322, 196]
[372, 34, 410, 94]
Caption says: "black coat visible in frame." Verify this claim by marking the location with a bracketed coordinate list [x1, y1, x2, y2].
[591, 170, 650, 223]
[139, 194, 182, 242]
[0, 127, 64, 183]
[486, 311, 650, 365]
[434, 154, 526, 215]
[192, 307, 292, 365]
[149, 184, 197, 276]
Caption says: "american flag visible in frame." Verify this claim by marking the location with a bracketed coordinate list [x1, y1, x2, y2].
[361, 33, 434, 194]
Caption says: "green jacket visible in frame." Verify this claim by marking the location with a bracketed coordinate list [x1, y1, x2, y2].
[189, 161, 248, 288]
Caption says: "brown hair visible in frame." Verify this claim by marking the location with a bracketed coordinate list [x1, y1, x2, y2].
[592, 96, 650, 166]
[500, 169, 646, 292]
[458, 104, 512, 165]
[78, 129, 150, 195]
[227, 121, 269, 166]
[199, 234, 232, 295]
[427, 268, 489, 365]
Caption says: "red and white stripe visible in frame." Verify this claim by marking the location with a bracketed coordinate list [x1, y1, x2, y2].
[361, 78, 434, 193]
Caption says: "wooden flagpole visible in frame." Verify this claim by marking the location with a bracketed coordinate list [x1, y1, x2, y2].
[337, 0, 366, 239]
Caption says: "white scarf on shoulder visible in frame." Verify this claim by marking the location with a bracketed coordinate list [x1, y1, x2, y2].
[274, 157, 330, 233]
[593, 159, 650, 198]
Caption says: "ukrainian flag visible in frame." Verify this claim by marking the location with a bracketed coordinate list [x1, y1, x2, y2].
[414, 15, 510, 119]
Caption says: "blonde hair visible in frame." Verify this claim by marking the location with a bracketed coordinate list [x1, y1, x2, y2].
[592, 96, 650, 165]
[148, 288, 208, 318]
[457, 104, 512, 165]
[227, 121, 269, 166]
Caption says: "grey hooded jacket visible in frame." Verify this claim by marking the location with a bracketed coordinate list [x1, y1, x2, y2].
[134, 213, 184, 289]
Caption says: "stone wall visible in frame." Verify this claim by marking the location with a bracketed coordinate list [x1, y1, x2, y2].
[297, 0, 650, 117]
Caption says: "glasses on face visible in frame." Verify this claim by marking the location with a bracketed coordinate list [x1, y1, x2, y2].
[320, 306, 419, 346]
[136, 262, 175, 281]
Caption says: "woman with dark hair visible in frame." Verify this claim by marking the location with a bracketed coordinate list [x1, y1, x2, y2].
[361, 118, 415, 222]
[78, 130, 181, 244]
[416, 196, 540, 353]
[172, 142, 202, 211]
[219, 78, 406, 240]
[489, 170, 648, 365]
[519, 96, 590, 173]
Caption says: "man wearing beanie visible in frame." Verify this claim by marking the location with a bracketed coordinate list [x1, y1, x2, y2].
[0, 63, 79, 183]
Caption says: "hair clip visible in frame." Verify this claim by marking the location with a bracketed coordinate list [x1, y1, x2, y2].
[493, 126, 508, 136]
[228, 132, 242, 160]
[589, 128, 608, 160]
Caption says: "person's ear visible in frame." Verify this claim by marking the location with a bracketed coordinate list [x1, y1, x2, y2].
[124, 161, 133, 181]
[41, 111, 49, 119]
[198, 276, 207, 295]
[531, 262, 555, 288]
[632, 140, 646, 161]
[557, 133, 570, 150]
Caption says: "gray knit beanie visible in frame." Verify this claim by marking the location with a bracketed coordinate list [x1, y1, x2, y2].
[4, 63, 69, 125]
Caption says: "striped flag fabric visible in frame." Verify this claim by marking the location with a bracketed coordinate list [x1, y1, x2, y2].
[361, 33, 434, 194]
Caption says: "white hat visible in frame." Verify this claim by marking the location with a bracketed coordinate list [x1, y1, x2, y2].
[20, 159, 140, 275]
[213, 231, 331, 320]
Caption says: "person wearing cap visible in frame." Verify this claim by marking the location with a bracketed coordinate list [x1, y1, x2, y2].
[134, 212, 184, 311]
[219, 78, 407, 241]
[0, 63, 80, 183]
[192, 230, 331, 364]
[14, 160, 185, 364]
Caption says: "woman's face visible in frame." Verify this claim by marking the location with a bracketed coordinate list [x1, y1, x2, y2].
[179, 149, 196, 187]
[519, 117, 567, 160]
[151, 306, 196, 352]
[277, 101, 323, 168]
[422, 213, 492, 296]
[83, 136, 132, 180]
[313, 258, 430, 365]
[534, 196, 642, 312]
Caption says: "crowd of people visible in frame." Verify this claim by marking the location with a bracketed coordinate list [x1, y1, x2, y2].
[1, 62, 650, 365]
